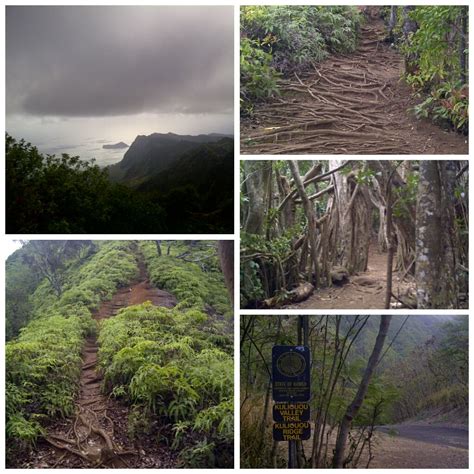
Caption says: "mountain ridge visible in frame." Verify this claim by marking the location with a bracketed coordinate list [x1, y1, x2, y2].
[108, 132, 233, 183]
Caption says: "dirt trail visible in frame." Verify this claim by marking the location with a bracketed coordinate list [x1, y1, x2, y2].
[367, 427, 468, 468]
[377, 423, 468, 450]
[21, 259, 177, 469]
[299, 423, 468, 468]
[241, 19, 468, 155]
[286, 247, 412, 310]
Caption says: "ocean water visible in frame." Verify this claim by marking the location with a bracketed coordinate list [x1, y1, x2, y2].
[7, 112, 233, 168]
[39, 138, 127, 167]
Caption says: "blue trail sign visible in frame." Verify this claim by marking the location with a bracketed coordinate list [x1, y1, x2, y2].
[272, 345, 310, 402]
[273, 402, 310, 423]
[273, 421, 311, 441]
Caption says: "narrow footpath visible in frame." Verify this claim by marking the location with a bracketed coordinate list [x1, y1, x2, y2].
[286, 247, 412, 310]
[21, 260, 177, 468]
[241, 18, 468, 155]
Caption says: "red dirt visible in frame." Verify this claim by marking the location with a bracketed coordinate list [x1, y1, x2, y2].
[241, 19, 468, 155]
[15, 258, 178, 469]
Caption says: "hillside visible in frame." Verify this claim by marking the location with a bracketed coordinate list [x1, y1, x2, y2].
[5, 134, 234, 233]
[341, 314, 449, 362]
[137, 138, 234, 232]
[108, 132, 233, 185]
[6, 240, 233, 468]
[240, 314, 467, 468]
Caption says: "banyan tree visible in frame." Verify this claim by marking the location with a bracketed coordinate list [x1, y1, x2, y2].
[240, 160, 468, 309]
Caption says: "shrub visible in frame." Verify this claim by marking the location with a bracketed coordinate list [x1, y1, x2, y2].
[240, 37, 281, 114]
[6, 241, 139, 448]
[413, 83, 468, 133]
[240, 5, 362, 111]
[140, 241, 232, 318]
[401, 6, 469, 131]
[98, 302, 233, 467]
[6, 315, 92, 444]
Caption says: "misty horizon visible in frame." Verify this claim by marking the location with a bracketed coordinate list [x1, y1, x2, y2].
[6, 127, 234, 166]
[6, 5, 234, 163]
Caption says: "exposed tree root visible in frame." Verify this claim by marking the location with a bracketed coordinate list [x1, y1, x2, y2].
[29, 260, 178, 468]
[241, 18, 467, 155]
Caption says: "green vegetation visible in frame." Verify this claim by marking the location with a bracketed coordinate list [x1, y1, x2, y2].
[6, 135, 164, 233]
[400, 6, 469, 132]
[135, 139, 234, 233]
[6, 241, 138, 449]
[99, 303, 233, 467]
[240, 6, 362, 113]
[241, 6, 468, 144]
[241, 160, 469, 310]
[6, 134, 233, 233]
[6, 251, 42, 340]
[387, 316, 468, 421]
[140, 241, 232, 318]
[6, 240, 233, 468]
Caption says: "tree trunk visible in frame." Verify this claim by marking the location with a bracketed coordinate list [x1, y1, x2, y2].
[459, 6, 468, 84]
[289, 160, 319, 288]
[402, 6, 418, 74]
[332, 161, 371, 274]
[384, 183, 394, 308]
[155, 240, 162, 256]
[243, 161, 272, 235]
[218, 241, 234, 307]
[387, 6, 398, 42]
[415, 161, 458, 308]
[333, 316, 392, 468]
[368, 161, 416, 273]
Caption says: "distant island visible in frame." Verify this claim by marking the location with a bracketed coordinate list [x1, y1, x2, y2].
[103, 141, 129, 149]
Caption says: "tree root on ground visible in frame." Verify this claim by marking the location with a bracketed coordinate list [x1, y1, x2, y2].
[241, 22, 421, 154]
[43, 407, 137, 468]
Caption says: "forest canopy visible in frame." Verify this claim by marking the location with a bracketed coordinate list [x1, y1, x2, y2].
[240, 160, 468, 310]
[6, 134, 233, 234]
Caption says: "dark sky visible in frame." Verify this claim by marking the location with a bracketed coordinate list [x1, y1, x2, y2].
[6, 6, 234, 157]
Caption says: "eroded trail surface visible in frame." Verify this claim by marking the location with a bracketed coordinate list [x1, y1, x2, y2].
[286, 247, 412, 310]
[367, 424, 468, 468]
[377, 423, 468, 450]
[22, 261, 177, 468]
[241, 19, 467, 155]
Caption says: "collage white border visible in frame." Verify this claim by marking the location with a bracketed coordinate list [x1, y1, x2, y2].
[1, 0, 471, 472]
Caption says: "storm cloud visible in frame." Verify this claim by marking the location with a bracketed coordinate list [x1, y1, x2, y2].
[6, 6, 233, 117]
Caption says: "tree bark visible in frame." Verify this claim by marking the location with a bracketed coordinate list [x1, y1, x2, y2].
[243, 161, 272, 235]
[387, 6, 398, 42]
[333, 316, 392, 468]
[402, 6, 418, 74]
[289, 160, 319, 288]
[218, 241, 234, 307]
[155, 240, 162, 256]
[415, 161, 459, 308]
[368, 161, 416, 273]
[332, 161, 371, 274]
[415, 161, 441, 308]
[384, 182, 394, 309]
